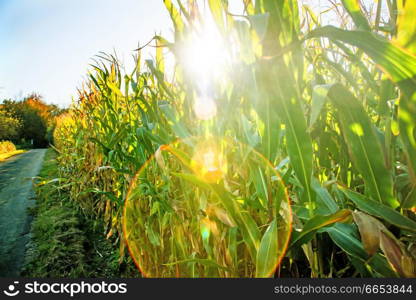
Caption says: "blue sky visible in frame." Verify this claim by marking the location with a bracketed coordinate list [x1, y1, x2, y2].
[0, 0, 381, 108]
[0, 0, 172, 107]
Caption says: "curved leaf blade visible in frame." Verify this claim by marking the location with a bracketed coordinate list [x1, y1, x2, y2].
[290, 209, 351, 248]
[256, 218, 279, 277]
[341, 0, 371, 31]
[339, 187, 416, 232]
[326, 84, 398, 208]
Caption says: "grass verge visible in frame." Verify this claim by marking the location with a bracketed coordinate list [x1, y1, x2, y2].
[22, 148, 138, 277]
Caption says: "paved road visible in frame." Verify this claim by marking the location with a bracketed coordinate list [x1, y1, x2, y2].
[0, 149, 46, 276]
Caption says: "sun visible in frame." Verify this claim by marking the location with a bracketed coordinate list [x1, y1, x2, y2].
[178, 12, 236, 121]
[181, 20, 230, 84]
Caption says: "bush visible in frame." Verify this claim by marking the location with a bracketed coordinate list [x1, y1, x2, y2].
[0, 141, 16, 154]
[0, 109, 21, 141]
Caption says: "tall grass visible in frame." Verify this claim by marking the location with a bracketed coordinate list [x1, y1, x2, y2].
[53, 0, 416, 277]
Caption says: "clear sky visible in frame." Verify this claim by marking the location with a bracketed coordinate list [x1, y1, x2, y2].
[0, 0, 172, 107]
[0, 0, 381, 108]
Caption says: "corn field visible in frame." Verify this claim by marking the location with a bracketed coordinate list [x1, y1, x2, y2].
[52, 0, 416, 278]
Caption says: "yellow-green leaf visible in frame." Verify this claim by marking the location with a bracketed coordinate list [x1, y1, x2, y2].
[339, 187, 416, 232]
[341, 0, 371, 31]
[256, 218, 279, 277]
[326, 84, 398, 208]
[290, 209, 351, 248]
[394, 0, 416, 55]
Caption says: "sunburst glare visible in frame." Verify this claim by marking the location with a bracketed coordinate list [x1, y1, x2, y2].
[194, 95, 217, 120]
[181, 18, 231, 84]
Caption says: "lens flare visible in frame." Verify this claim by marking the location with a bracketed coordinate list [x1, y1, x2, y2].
[190, 140, 226, 183]
[194, 95, 217, 120]
[181, 20, 230, 82]
[123, 137, 292, 278]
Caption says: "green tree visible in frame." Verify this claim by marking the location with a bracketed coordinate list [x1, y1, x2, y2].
[0, 109, 21, 141]
[1, 94, 59, 147]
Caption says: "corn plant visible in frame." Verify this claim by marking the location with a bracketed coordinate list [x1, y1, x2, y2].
[53, 0, 416, 278]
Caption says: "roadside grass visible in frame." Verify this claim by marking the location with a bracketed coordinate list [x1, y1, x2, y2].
[22, 148, 137, 277]
[0, 150, 26, 162]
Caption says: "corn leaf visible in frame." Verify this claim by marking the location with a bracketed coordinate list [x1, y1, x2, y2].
[307, 26, 416, 89]
[311, 178, 339, 214]
[325, 223, 368, 259]
[394, 0, 416, 55]
[163, 0, 185, 40]
[339, 187, 416, 232]
[341, 0, 371, 31]
[324, 223, 398, 277]
[379, 231, 406, 277]
[325, 83, 398, 208]
[255, 218, 278, 277]
[290, 209, 351, 248]
[307, 27, 416, 208]
[309, 84, 332, 128]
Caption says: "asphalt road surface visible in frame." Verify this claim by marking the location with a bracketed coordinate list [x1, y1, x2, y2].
[0, 149, 46, 276]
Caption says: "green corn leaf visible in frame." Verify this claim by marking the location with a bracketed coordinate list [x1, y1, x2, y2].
[290, 209, 351, 248]
[170, 173, 261, 261]
[163, 0, 184, 40]
[325, 223, 368, 259]
[241, 115, 260, 148]
[325, 83, 398, 208]
[155, 37, 165, 74]
[159, 104, 191, 139]
[256, 218, 279, 277]
[276, 91, 314, 209]
[339, 187, 416, 232]
[248, 13, 270, 41]
[311, 178, 339, 214]
[307, 26, 416, 90]
[227, 227, 238, 268]
[213, 185, 261, 261]
[145, 224, 161, 246]
[309, 84, 332, 128]
[107, 81, 123, 97]
[307, 27, 416, 207]
[255, 0, 312, 210]
[394, 0, 416, 208]
[324, 223, 397, 277]
[252, 165, 269, 209]
[394, 0, 416, 55]
[341, 0, 371, 31]
[240, 212, 262, 260]
[146, 59, 174, 99]
[302, 5, 319, 27]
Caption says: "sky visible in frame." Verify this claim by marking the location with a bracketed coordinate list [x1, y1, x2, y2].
[0, 0, 382, 108]
[0, 0, 172, 107]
